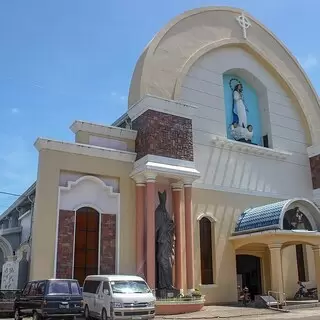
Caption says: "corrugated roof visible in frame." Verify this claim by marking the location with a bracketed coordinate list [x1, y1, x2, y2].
[234, 200, 289, 235]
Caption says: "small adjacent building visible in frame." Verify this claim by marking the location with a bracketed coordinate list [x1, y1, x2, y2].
[2, 6, 320, 304]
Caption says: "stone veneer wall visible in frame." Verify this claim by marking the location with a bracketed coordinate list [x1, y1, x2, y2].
[56, 211, 117, 278]
[56, 210, 75, 279]
[310, 155, 320, 189]
[132, 109, 193, 161]
[100, 214, 116, 274]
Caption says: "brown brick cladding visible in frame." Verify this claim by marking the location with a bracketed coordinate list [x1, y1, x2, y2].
[100, 214, 116, 274]
[310, 155, 320, 189]
[56, 210, 75, 279]
[132, 109, 193, 161]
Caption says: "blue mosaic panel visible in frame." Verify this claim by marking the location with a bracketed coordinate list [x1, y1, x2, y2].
[235, 200, 289, 233]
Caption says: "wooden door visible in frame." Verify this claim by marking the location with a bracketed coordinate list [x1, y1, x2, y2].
[73, 207, 99, 285]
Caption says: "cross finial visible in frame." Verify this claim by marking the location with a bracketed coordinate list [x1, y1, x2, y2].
[236, 12, 251, 39]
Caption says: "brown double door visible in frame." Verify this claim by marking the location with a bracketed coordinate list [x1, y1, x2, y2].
[73, 207, 99, 285]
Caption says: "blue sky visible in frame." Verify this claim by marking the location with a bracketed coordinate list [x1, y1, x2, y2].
[0, 0, 319, 211]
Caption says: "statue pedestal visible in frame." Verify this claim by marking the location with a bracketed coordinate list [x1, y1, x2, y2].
[156, 288, 181, 299]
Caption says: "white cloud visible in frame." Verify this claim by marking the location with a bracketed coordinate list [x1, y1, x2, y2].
[11, 108, 19, 114]
[111, 91, 117, 96]
[120, 95, 127, 101]
[299, 54, 318, 70]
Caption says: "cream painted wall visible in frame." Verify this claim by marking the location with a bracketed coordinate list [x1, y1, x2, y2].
[179, 46, 313, 200]
[192, 188, 278, 303]
[75, 131, 136, 152]
[282, 244, 317, 299]
[30, 149, 136, 280]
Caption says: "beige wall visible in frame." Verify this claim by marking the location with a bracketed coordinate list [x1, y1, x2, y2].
[282, 244, 317, 299]
[75, 130, 136, 152]
[30, 149, 135, 280]
[192, 187, 277, 303]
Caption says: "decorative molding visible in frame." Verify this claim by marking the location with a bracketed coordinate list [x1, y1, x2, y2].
[34, 138, 137, 163]
[312, 245, 320, 253]
[70, 120, 137, 140]
[212, 135, 292, 160]
[279, 198, 320, 231]
[0, 227, 22, 236]
[192, 182, 293, 200]
[197, 213, 217, 223]
[127, 94, 198, 122]
[171, 182, 183, 191]
[313, 188, 320, 206]
[0, 236, 13, 258]
[307, 144, 320, 158]
[144, 171, 157, 182]
[130, 154, 200, 182]
[59, 175, 120, 215]
[132, 174, 146, 186]
[268, 243, 282, 250]
[54, 175, 121, 277]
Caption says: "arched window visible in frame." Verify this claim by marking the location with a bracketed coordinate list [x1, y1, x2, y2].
[199, 217, 214, 284]
[74, 207, 99, 284]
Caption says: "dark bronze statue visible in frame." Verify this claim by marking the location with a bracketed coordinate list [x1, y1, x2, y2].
[155, 191, 175, 290]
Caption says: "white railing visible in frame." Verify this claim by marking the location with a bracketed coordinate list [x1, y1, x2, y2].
[267, 291, 287, 310]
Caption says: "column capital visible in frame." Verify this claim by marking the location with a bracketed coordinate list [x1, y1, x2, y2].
[183, 178, 194, 187]
[268, 243, 282, 250]
[132, 174, 146, 186]
[313, 245, 320, 253]
[171, 182, 183, 191]
[144, 171, 157, 182]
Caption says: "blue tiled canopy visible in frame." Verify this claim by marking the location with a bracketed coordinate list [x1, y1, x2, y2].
[234, 200, 289, 235]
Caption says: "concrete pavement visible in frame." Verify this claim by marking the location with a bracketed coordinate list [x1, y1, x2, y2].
[156, 305, 320, 319]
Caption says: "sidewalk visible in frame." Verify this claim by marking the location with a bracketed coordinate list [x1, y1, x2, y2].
[156, 305, 320, 319]
[156, 305, 275, 319]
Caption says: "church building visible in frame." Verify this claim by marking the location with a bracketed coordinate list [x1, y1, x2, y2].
[5, 7, 320, 304]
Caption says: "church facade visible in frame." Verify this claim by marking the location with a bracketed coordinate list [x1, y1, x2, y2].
[22, 7, 320, 304]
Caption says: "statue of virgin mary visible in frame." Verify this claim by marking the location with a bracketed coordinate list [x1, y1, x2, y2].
[233, 83, 248, 128]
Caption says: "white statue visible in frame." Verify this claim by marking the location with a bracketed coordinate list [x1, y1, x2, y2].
[233, 83, 248, 128]
[229, 79, 254, 144]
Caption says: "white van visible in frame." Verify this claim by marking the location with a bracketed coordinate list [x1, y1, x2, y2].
[82, 275, 156, 320]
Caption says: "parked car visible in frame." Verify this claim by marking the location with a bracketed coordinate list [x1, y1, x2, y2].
[83, 275, 155, 320]
[14, 279, 84, 320]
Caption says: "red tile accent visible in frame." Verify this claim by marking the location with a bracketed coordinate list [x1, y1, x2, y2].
[100, 214, 116, 274]
[56, 210, 75, 279]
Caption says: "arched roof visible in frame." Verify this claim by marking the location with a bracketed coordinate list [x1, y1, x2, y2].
[234, 198, 320, 235]
[128, 6, 320, 145]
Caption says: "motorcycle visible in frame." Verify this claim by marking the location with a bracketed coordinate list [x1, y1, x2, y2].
[294, 281, 317, 300]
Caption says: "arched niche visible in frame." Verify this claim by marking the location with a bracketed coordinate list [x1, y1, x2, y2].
[280, 199, 320, 231]
[223, 68, 272, 147]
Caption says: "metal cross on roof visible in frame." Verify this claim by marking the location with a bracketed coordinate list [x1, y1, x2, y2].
[236, 12, 251, 39]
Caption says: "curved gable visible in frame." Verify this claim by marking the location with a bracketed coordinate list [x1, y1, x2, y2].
[128, 6, 320, 145]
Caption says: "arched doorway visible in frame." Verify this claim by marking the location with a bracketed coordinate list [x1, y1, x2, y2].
[73, 207, 99, 284]
[236, 255, 262, 299]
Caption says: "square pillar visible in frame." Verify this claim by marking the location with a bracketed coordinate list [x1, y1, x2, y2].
[268, 244, 284, 302]
[313, 246, 320, 301]
[135, 177, 146, 277]
[171, 182, 183, 291]
[145, 173, 157, 289]
[184, 182, 194, 292]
